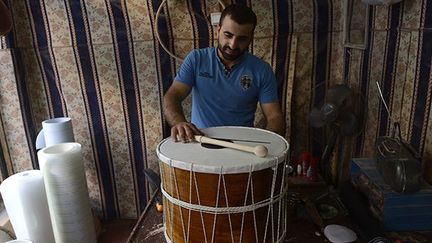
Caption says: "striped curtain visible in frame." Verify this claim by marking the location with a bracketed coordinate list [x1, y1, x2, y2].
[5, 0, 431, 219]
[345, 0, 432, 184]
[0, 0, 314, 219]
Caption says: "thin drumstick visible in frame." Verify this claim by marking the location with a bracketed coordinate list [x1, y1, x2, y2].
[207, 136, 271, 144]
[194, 135, 268, 157]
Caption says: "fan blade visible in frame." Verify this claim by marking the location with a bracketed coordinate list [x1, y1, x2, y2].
[326, 85, 353, 107]
[338, 112, 359, 136]
[309, 108, 326, 127]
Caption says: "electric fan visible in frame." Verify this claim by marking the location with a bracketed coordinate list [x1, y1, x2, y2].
[309, 84, 366, 183]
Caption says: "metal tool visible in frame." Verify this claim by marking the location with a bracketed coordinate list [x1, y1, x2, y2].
[143, 169, 163, 212]
[207, 137, 271, 144]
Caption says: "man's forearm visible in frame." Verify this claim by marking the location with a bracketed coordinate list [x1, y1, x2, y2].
[266, 115, 286, 136]
[163, 97, 187, 126]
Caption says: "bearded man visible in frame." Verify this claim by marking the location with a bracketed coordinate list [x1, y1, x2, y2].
[164, 3, 285, 142]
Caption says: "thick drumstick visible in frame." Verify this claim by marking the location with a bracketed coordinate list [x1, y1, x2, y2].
[194, 135, 268, 157]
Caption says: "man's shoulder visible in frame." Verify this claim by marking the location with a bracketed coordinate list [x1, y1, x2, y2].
[245, 53, 272, 69]
[184, 47, 215, 64]
[190, 47, 215, 56]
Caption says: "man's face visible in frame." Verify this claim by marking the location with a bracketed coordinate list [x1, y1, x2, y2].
[217, 15, 254, 62]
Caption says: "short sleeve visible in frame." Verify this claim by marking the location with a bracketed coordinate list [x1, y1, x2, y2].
[259, 64, 279, 104]
[174, 50, 197, 87]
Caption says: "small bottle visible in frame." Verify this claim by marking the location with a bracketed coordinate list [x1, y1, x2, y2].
[297, 163, 302, 176]
[289, 155, 297, 176]
[301, 152, 311, 177]
[307, 157, 319, 181]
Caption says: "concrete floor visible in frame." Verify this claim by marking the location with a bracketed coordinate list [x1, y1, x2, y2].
[98, 219, 137, 243]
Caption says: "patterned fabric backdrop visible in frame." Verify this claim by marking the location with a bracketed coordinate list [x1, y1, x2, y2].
[0, 0, 431, 219]
[344, 0, 432, 184]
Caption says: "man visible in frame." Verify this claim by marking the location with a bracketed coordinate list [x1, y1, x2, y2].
[163, 4, 285, 142]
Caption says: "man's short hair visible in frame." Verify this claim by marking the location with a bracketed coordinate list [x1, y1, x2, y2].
[219, 4, 257, 30]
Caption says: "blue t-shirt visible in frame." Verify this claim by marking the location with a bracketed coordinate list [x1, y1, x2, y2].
[175, 47, 278, 129]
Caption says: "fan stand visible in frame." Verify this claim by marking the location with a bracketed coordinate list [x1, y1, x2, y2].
[305, 84, 368, 241]
[302, 126, 350, 240]
[315, 125, 350, 213]
[319, 126, 338, 183]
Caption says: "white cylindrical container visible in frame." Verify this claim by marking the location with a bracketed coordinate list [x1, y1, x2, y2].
[5, 240, 34, 243]
[35, 117, 75, 149]
[38, 142, 97, 243]
[0, 170, 55, 243]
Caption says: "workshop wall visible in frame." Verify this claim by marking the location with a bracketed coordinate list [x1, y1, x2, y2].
[1, 0, 430, 219]
[344, 0, 432, 184]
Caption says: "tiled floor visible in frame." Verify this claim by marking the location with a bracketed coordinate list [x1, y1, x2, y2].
[98, 219, 137, 243]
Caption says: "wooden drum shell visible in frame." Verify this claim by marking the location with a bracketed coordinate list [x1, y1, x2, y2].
[157, 126, 289, 243]
[160, 162, 287, 243]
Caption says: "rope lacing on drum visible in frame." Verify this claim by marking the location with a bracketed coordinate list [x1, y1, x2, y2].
[162, 154, 290, 243]
[211, 167, 223, 243]
[170, 160, 188, 242]
[192, 163, 209, 243]
[277, 156, 287, 238]
[215, 167, 233, 243]
[250, 164, 258, 243]
[160, 177, 288, 215]
[239, 164, 253, 243]
[263, 157, 279, 242]
[187, 164, 192, 242]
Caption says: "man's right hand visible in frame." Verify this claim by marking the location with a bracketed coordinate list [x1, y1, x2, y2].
[170, 122, 202, 143]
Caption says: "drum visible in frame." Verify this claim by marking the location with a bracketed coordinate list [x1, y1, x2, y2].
[157, 126, 289, 243]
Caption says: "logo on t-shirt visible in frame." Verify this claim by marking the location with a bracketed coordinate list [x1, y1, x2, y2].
[199, 71, 213, 78]
[240, 75, 252, 90]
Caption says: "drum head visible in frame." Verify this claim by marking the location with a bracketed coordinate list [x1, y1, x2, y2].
[157, 126, 289, 174]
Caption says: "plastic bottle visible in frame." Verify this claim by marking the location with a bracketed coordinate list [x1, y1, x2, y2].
[301, 152, 311, 177]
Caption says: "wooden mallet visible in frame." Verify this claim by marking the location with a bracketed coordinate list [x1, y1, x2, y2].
[194, 135, 268, 157]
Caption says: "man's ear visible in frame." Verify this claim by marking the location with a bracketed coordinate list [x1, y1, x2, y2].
[216, 24, 221, 38]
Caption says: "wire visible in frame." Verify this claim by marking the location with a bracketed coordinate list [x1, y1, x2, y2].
[376, 81, 394, 124]
[217, 0, 226, 8]
[367, 236, 390, 243]
[155, 0, 183, 62]
[155, 0, 226, 62]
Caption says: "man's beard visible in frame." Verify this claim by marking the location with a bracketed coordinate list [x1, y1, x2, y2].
[218, 44, 245, 61]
